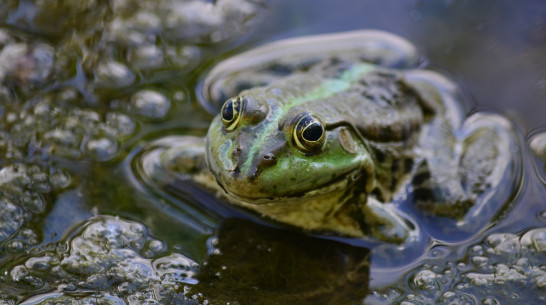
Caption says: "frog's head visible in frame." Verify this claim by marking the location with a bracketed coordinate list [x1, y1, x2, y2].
[205, 90, 375, 205]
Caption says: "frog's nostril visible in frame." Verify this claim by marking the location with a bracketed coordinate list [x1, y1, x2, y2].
[261, 153, 277, 167]
[263, 153, 274, 160]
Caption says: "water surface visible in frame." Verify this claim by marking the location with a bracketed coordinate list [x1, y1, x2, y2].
[0, 1, 545, 304]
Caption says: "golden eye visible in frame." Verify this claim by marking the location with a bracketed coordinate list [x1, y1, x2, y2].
[293, 113, 325, 152]
[221, 97, 243, 131]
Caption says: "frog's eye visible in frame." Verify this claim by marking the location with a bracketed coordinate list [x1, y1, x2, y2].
[293, 113, 325, 153]
[221, 97, 243, 131]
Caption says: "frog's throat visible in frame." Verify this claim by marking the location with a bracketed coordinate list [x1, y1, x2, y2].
[240, 62, 376, 174]
[226, 175, 365, 237]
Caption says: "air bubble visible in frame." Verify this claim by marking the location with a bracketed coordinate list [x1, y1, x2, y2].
[49, 169, 71, 189]
[86, 137, 118, 161]
[130, 90, 171, 120]
[412, 269, 439, 290]
[105, 112, 136, 138]
[131, 45, 164, 69]
[95, 61, 136, 88]
[0, 199, 24, 242]
[529, 131, 546, 160]
[482, 297, 500, 305]
[520, 228, 546, 252]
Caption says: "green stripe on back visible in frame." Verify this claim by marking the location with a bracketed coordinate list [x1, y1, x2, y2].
[285, 63, 376, 110]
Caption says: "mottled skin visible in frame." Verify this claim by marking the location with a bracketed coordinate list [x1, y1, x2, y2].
[140, 31, 520, 243]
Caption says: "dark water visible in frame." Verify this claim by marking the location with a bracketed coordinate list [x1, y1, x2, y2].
[0, 0, 545, 304]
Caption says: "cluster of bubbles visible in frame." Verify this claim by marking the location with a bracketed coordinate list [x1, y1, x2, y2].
[0, 164, 70, 252]
[368, 228, 546, 305]
[0, 216, 200, 304]
[0, 0, 265, 287]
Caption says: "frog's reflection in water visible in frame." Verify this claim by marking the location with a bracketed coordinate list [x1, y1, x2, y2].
[189, 218, 370, 305]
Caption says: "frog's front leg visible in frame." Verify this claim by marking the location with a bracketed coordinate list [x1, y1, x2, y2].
[139, 136, 220, 193]
[360, 196, 413, 243]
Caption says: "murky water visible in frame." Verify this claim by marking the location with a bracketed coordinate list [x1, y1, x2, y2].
[0, 0, 545, 304]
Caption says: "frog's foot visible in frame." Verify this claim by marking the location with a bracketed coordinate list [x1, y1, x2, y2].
[362, 197, 414, 243]
[137, 136, 216, 189]
[457, 113, 521, 223]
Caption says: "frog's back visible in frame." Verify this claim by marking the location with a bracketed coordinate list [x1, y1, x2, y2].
[263, 63, 427, 145]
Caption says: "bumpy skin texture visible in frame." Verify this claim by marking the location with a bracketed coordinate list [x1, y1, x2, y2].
[139, 30, 520, 243]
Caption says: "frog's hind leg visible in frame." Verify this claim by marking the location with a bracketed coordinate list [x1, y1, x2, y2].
[412, 113, 521, 223]
[456, 113, 521, 222]
[411, 114, 472, 217]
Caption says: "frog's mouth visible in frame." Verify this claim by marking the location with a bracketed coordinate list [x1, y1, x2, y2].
[216, 168, 363, 206]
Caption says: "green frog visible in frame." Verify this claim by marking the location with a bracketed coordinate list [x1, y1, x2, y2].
[138, 30, 520, 243]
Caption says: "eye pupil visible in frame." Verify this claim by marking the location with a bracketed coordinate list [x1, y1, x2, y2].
[302, 122, 323, 142]
[293, 113, 325, 152]
[222, 101, 234, 122]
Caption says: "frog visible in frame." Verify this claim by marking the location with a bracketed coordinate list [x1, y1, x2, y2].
[137, 30, 521, 243]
